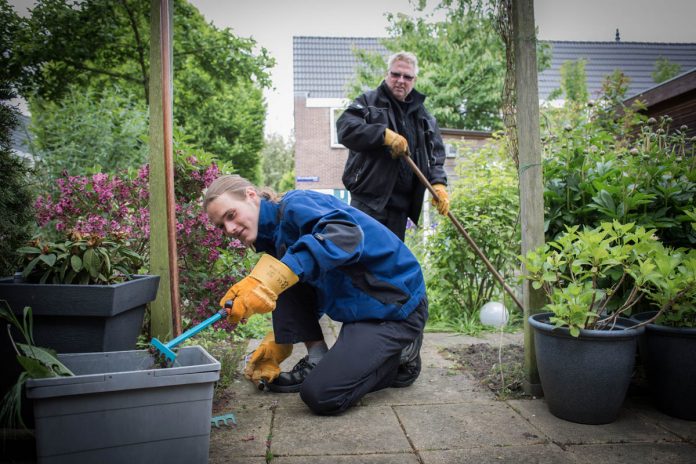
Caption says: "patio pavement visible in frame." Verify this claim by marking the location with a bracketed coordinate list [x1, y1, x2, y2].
[208, 316, 696, 464]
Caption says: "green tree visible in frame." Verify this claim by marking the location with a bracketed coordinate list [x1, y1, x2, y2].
[6, 0, 274, 180]
[259, 134, 295, 192]
[29, 86, 148, 178]
[0, 84, 35, 276]
[559, 59, 588, 104]
[652, 56, 681, 84]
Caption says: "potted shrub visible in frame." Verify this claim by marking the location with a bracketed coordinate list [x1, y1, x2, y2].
[631, 243, 696, 420]
[0, 232, 159, 399]
[522, 221, 657, 424]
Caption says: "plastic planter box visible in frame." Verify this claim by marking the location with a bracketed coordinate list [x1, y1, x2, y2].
[0, 274, 160, 353]
[0, 274, 159, 401]
[26, 346, 220, 464]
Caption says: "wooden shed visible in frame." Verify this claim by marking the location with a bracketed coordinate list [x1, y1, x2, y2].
[624, 67, 696, 145]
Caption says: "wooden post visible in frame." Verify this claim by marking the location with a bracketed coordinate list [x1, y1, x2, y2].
[148, 0, 181, 339]
[513, 0, 545, 396]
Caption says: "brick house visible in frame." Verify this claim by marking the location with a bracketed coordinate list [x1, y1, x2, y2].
[292, 36, 696, 197]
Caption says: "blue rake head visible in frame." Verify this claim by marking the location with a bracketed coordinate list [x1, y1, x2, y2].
[150, 337, 177, 363]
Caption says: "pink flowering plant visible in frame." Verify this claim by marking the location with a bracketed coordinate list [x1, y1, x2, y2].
[32, 141, 249, 331]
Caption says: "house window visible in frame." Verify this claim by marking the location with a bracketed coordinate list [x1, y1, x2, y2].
[330, 108, 345, 148]
[445, 142, 458, 158]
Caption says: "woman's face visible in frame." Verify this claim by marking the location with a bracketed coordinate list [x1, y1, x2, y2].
[206, 188, 260, 247]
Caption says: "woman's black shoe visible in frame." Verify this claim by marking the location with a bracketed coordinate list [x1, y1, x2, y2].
[391, 333, 423, 388]
[268, 356, 317, 393]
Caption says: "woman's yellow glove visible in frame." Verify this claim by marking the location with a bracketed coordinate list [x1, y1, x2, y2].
[219, 254, 299, 325]
[244, 332, 292, 384]
[431, 184, 450, 216]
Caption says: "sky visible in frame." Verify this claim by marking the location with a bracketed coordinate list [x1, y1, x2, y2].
[10, 0, 696, 138]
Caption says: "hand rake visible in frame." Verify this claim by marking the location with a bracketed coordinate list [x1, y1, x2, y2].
[150, 300, 234, 366]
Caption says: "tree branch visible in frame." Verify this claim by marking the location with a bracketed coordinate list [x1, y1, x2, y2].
[117, 0, 149, 104]
[63, 60, 144, 85]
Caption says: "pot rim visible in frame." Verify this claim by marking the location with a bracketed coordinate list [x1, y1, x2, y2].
[631, 310, 696, 335]
[529, 311, 645, 339]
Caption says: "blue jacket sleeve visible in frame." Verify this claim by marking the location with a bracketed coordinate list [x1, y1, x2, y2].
[278, 195, 365, 282]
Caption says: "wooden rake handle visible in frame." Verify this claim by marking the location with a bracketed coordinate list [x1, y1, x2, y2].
[403, 154, 524, 312]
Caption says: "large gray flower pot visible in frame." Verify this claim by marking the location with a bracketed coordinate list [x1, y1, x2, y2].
[632, 311, 696, 421]
[529, 312, 644, 425]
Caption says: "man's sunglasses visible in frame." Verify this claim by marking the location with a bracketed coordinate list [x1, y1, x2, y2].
[389, 71, 415, 82]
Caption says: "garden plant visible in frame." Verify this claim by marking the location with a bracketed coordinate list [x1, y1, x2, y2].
[29, 139, 260, 337]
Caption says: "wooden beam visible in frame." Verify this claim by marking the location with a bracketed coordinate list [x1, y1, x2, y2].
[148, 0, 181, 339]
[513, 0, 546, 397]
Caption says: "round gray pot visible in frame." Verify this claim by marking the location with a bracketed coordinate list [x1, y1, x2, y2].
[529, 312, 644, 425]
[632, 311, 696, 421]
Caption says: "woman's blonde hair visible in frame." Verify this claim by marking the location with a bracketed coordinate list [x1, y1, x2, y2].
[203, 175, 279, 211]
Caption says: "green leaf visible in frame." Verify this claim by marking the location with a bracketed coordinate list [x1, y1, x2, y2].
[17, 344, 74, 377]
[39, 253, 57, 267]
[83, 248, 101, 279]
[21, 256, 42, 278]
[16, 355, 55, 378]
[70, 254, 83, 273]
[16, 246, 41, 254]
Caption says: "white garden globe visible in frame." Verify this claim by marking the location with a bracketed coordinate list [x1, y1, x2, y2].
[479, 302, 509, 328]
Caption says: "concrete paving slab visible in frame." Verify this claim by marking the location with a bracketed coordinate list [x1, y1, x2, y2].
[272, 453, 420, 464]
[420, 444, 578, 463]
[395, 401, 547, 450]
[358, 366, 484, 407]
[208, 407, 272, 461]
[224, 377, 307, 411]
[210, 457, 267, 464]
[508, 399, 679, 445]
[627, 397, 696, 442]
[208, 329, 696, 464]
[566, 442, 696, 464]
[271, 405, 412, 457]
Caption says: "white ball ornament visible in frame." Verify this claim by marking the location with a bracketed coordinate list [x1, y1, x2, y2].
[479, 301, 509, 328]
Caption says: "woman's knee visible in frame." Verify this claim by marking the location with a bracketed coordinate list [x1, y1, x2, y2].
[299, 377, 348, 415]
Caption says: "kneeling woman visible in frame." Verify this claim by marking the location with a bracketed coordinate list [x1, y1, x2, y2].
[204, 175, 428, 415]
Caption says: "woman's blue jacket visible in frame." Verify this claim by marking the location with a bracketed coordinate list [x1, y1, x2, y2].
[253, 190, 426, 322]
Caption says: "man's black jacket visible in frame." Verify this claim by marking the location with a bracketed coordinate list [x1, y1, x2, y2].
[336, 82, 447, 226]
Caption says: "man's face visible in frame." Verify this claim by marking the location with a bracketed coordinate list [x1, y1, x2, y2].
[385, 59, 416, 102]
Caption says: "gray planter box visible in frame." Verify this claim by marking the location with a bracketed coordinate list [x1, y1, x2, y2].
[0, 274, 159, 352]
[0, 275, 159, 399]
[26, 346, 220, 464]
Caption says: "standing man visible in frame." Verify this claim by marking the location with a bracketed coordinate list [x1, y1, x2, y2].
[336, 51, 450, 241]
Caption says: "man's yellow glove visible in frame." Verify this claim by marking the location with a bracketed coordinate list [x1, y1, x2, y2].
[219, 254, 299, 325]
[431, 184, 450, 216]
[384, 128, 409, 159]
[244, 331, 292, 384]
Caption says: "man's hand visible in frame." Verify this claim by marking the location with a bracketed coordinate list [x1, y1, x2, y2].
[383, 128, 409, 159]
[244, 332, 292, 384]
[220, 254, 299, 325]
[431, 184, 450, 216]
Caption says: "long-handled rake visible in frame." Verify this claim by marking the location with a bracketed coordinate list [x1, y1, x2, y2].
[403, 154, 524, 312]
